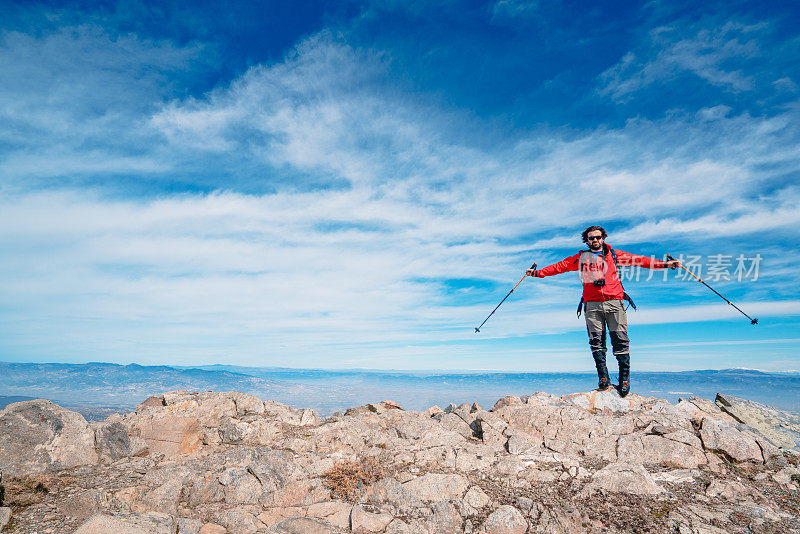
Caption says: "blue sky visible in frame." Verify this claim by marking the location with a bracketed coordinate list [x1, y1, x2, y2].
[1, 0, 799, 371]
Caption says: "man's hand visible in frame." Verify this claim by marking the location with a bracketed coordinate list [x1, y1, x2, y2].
[526, 268, 538, 277]
[665, 259, 681, 270]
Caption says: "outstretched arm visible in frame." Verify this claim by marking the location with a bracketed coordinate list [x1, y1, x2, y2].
[526, 253, 581, 277]
[614, 250, 680, 269]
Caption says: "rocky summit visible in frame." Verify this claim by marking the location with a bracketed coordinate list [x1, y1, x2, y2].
[0, 389, 799, 533]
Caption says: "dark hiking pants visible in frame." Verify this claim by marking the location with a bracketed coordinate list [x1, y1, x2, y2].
[584, 299, 629, 376]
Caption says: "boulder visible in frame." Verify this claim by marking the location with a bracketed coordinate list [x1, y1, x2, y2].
[306, 500, 352, 530]
[705, 479, 764, 503]
[582, 462, 664, 496]
[675, 396, 738, 425]
[402, 473, 469, 503]
[129, 413, 203, 457]
[56, 489, 101, 520]
[463, 485, 490, 509]
[562, 389, 642, 413]
[350, 504, 393, 533]
[0, 399, 98, 475]
[224, 391, 266, 416]
[73, 512, 175, 534]
[492, 396, 523, 411]
[530, 503, 600, 533]
[95, 421, 134, 460]
[177, 518, 203, 534]
[425, 405, 444, 417]
[482, 505, 527, 534]
[431, 500, 463, 534]
[361, 477, 423, 513]
[262, 400, 318, 426]
[699, 418, 763, 463]
[715, 394, 800, 450]
[136, 396, 165, 411]
[617, 433, 707, 468]
[256, 506, 305, 527]
[217, 507, 262, 533]
[436, 412, 475, 439]
[142, 478, 184, 514]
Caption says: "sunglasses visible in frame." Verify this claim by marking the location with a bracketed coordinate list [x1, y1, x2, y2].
[587, 235, 604, 241]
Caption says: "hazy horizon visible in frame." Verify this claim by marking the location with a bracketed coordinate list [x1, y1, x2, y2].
[3, 362, 799, 417]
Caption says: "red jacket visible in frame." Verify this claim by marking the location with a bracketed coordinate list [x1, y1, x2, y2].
[534, 244, 668, 302]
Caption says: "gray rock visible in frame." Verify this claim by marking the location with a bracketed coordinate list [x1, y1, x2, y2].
[530, 503, 599, 533]
[95, 421, 132, 460]
[562, 389, 640, 413]
[505, 429, 539, 455]
[306, 500, 351, 530]
[705, 479, 763, 502]
[463, 485, 490, 509]
[402, 473, 469, 503]
[582, 462, 664, 496]
[136, 396, 166, 411]
[652, 469, 699, 484]
[266, 517, 334, 533]
[361, 477, 423, 513]
[0, 399, 98, 475]
[482, 505, 527, 534]
[431, 500, 463, 534]
[218, 508, 261, 533]
[676, 396, 738, 425]
[350, 504, 393, 533]
[617, 433, 707, 469]
[715, 393, 800, 450]
[437, 412, 475, 439]
[224, 391, 265, 416]
[129, 413, 203, 457]
[593, 388, 633, 412]
[219, 420, 251, 445]
[56, 489, 101, 520]
[491, 396, 523, 411]
[700, 417, 763, 463]
[177, 517, 203, 534]
[73, 512, 175, 534]
[142, 478, 184, 514]
[0, 507, 10, 531]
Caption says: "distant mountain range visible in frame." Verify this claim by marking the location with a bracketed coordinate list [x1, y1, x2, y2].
[1, 362, 798, 418]
[0, 362, 293, 409]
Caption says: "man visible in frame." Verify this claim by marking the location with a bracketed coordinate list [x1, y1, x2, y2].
[526, 226, 679, 397]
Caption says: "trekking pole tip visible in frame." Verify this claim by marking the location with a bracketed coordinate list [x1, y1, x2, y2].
[474, 327, 480, 333]
[751, 318, 758, 325]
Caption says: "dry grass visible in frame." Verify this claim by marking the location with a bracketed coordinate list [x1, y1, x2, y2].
[322, 456, 387, 502]
[2, 474, 53, 507]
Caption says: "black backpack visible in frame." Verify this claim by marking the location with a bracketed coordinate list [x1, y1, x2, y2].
[576, 246, 637, 318]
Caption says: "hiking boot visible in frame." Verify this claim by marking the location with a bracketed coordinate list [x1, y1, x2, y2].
[592, 351, 610, 391]
[618, 367, 630, 397]
[598, 373, 611, 391]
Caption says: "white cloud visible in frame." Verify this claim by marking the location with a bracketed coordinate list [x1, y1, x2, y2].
[490, 0, 540, 21]
[599, 21, 766, 99]
[0, 24, 204, 184]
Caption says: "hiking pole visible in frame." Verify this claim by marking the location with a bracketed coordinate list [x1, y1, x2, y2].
[666, 254, 758, 325]
[475, 262, 536, 333]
